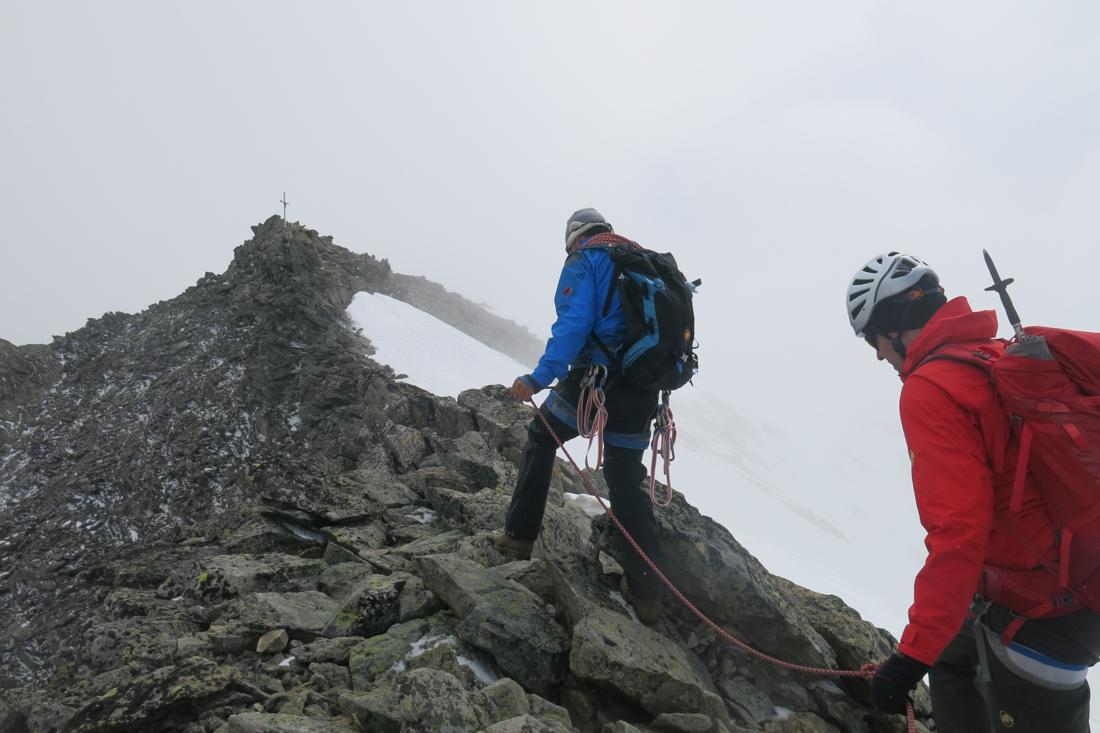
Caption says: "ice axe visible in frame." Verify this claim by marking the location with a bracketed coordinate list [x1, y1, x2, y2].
[983, 250, 1025, 340]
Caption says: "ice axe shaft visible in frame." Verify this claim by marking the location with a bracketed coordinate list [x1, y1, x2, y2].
[983, 250, 1024, 338]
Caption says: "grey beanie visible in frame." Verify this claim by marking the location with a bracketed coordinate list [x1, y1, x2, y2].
[564, 208, 613, 252]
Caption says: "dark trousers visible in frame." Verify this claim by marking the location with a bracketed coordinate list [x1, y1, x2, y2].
[931, 610, 1099, 732]
[504, 368, 662, 599]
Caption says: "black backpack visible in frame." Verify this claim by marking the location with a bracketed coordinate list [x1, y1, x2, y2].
[591, 241, 699, 391]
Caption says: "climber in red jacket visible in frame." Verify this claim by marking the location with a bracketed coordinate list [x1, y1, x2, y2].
[846, 252, 1100, 732]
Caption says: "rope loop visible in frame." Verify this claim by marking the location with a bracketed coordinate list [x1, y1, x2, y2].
[649, 390, 676, 506]
[578, 365, 609, 471]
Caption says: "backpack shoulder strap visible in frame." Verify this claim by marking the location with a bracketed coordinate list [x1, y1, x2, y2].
[915, 342, 1003, 375]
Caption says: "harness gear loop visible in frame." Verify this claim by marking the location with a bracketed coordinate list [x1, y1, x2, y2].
[577, 365, 609, 471]
[649, 390, 676, 507]
[524, 398, 916, 732]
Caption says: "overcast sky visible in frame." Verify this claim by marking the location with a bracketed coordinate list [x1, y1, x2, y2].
[4, 0, 1100, 678]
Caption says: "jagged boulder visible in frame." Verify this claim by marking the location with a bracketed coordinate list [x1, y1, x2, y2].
[234, 591, 343, 640]
[598, 495, 836, 669]
[223, 712, 358, 732]
[457, 385, 532, 457]
[193, 553, 325, 599]
[340, 667, 488, 732]
[484, 715, 575, 733]
[417, 554, 569, 694]
[63, 656, 241, 732]
[570, 607, 726, 720]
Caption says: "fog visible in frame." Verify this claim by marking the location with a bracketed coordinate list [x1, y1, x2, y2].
[3, 0, 1100, 701]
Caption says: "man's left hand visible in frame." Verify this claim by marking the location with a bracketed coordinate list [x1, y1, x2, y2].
[870, 653, 930, 714]
[510, 377, 537, 402]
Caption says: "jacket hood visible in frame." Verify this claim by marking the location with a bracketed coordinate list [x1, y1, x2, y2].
[900, 296, 998, 379]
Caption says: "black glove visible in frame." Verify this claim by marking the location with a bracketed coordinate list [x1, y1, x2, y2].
[870, 653, 931, 714]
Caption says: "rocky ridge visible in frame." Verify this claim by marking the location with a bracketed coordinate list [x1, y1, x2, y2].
[0, 218, 930, 732]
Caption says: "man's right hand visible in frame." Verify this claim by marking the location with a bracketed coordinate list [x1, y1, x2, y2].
[510, 377, 537, 402]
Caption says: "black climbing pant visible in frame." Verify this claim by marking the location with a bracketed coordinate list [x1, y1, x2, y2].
[930, 607, 1100, 733]
[503, 367, 662, 599]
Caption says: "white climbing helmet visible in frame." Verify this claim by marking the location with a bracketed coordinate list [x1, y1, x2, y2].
[846, 252, 937, 337]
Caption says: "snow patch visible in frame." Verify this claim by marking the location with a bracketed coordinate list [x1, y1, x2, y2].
[564, 492, 604, 518]
[456, 654, 499, 686]
[608, 590, 639, 623]
[405, 507, 438, 525]
[814, 680, 845, 696]
[347, 292, 528, 397]
[391, 633, 452, 672]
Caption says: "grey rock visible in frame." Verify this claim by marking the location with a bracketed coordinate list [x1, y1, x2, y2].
[225, 712, 357, 732]
[195, 554, 325, 600]
[391, 529, 467, 560]
[334, 467, 419, 509]
[484, 714, 575, 733]
[256, 629, 289, 654]
[528, 694, 573, 728]
[64, 657, 240, 733]
[600, 494, 836, 668]
[652, 712, 717, 732]
[323, 522, 389, 556]
[236, 591, 342, 640]
[762, 713, 841, 732]
[603, 723, 648, 733]
[391, 571, 443, 621]
[773, 577, 933, 718]
[570, 607, 725, 719]
[384, 425, 428, 473]
[498, 558, 557, 604]
[536, 499, 623, 627]
[404, 640, 478, 688]
[295, 637, 365, 666]
[340, 667, 487, 732]
[322, 542, 365, 566]
[418, 554, 568, 694]
[457, 385, 532, 455]
[478, 677, 530, 724]
[424, 484, 510, 532]
[308, 661, 351, 691]
[347, 617, 435, 690]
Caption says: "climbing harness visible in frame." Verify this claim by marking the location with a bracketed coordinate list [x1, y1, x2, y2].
[649, 391, 676, 507]
[577, 365, 609, 471]
[527, 398, 917, 732]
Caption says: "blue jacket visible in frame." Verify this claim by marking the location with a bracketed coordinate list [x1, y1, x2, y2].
[523, 246, 626, 389]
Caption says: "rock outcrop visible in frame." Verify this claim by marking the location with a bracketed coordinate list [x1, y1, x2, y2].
[0, 218, 929, 732]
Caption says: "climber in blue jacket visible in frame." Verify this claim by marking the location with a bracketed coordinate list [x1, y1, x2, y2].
[496, 208, 664, 623]
[511, 231, 626, 396]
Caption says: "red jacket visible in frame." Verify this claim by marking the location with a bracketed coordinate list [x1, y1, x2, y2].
[896, 297, 1058, 665]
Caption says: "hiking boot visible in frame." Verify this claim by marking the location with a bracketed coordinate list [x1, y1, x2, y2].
[493, 533, 534, 560]
[620, 576, 662, 625]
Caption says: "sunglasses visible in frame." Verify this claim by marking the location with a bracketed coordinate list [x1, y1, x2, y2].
[863, 330, 879, 349]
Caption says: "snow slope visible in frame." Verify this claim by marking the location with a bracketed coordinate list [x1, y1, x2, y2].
[349, 292, 529, 397]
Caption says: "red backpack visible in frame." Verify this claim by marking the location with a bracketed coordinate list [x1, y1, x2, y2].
[929, 327, 1100, 636]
